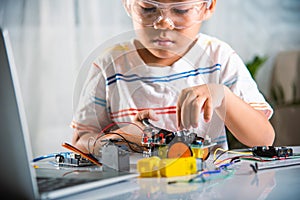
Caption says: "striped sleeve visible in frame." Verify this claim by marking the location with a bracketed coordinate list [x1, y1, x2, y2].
[248, 102, 273, 119]
[221, 51, 273, 119]
[71, 58, 112, 135]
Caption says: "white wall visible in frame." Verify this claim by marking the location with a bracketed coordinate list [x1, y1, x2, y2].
[0, 0, 299, 157]
[1, 0, 133, 157]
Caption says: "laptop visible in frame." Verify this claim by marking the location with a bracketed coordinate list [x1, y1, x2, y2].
[0, 28, 138, 199]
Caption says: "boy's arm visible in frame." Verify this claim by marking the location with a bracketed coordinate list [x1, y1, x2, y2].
[72, 128, 145, 157]
[71, 110, 158, 155]
[220, 86, 275, 147]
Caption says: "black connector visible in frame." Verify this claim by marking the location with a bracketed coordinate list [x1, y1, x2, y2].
[55, 152, 94, 167]
[252, 146, 293, 158]
[277, 147, 293, 157]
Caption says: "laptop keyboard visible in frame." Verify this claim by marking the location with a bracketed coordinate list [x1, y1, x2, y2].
[37, 177, 95, 193]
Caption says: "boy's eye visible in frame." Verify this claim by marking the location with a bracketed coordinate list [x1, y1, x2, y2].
[139, 5, 157, 13]
[172, 5, 194, 15]
[172, 8, 190, 14]
[141, 6, 157, 12]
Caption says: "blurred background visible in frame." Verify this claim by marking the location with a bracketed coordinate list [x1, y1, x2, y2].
[0, 0, 299, 157]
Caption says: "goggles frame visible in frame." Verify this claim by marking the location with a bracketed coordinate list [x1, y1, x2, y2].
[125, 0, 213, 29]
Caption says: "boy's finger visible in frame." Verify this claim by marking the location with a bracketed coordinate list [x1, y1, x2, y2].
[148, 109, 159, 121]
[180, 99, 189, 129]
[180, 94, 196, 129]
[134, 109, 159, 122]
[176, 102, 182, 129]
[191, 96, 205, 128]
[203, 98, 213, 123]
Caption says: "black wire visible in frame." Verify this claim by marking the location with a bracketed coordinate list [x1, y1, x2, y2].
[213, 150, 229, 163]
[105, 132, 145, 154]
[92, 131, 144, 154]
[250, 163, 258, 173]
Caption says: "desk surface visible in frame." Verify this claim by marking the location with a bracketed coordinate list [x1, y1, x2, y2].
[56, 146, 300, 200]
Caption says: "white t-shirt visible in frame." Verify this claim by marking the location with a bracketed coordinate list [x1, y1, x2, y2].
[72, 33, 273, 149]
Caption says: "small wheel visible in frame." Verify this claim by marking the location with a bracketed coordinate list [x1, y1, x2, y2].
[167, 142, 192, 158]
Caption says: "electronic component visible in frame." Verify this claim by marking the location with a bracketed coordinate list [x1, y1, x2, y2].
[101, 143, 130, 172]
[142, 118, 175, 145]
[191, 147, 209, 160]
[141, 118, 217, 160]
[167, 141, 192, 158]
[252, 146, 293, 158]
[254, 157, 300, 171]
[159, 157, 197, 177]
[61, 142, 102, 166]
[137, 156, 198, 177]
[277, 147, 293, 157]
[190, 135, 216, 160]
[55, 152, 95, 167]
[137, 156, 160, 177]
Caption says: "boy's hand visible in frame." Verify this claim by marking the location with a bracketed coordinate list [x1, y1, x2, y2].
[176, 84, 225, 129]
[90, 110, 160, 155]
[133, 109, 159, 129]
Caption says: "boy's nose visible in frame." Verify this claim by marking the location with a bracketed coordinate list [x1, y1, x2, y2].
[153, 16, 175, 30]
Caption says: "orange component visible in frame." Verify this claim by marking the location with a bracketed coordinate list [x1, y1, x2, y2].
[167, 142, 192, 158]
[61, 142, 102, 166]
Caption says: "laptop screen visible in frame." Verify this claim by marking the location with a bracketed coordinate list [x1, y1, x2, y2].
[0, 28, 138, 200]
[0, 28, 39, 199]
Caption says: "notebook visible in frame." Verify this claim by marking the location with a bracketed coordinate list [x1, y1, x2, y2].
[0, 28, 138, 199]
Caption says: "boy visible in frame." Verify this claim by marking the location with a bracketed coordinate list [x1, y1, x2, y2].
[71, 0, 274, 155]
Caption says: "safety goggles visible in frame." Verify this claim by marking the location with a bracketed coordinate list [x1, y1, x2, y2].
[126, 0, 212, 29]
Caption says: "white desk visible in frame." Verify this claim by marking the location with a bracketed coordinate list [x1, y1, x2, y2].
[57, 146, 300, 200]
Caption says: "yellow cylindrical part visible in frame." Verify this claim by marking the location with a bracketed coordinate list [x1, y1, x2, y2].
[137, 156, 160, 177]
[191, 147, 210, 160]
[159, 157, 197, 177]
[137, 156, 198, 177]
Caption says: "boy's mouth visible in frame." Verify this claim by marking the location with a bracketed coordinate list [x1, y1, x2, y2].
[152, 38, 175, 47]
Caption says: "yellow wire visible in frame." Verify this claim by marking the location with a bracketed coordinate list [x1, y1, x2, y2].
[213, 148, 252, 162]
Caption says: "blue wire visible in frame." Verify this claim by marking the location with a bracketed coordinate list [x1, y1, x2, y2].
[32, 152, 72, 162]
[190, 161, 238, 182]
[32, 153, 57, 162]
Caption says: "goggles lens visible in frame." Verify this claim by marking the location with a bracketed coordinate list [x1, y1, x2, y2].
[130, 0, 209, 29]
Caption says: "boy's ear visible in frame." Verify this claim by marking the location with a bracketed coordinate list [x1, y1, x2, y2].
[203, 0, 217, 20]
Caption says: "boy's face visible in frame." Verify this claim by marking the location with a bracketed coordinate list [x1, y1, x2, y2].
[125, 0, 215, 62]
[134, 23, 201, 61]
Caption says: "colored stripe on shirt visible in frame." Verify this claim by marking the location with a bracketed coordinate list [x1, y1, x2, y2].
[93, 96, 106, 107]
[70, 121, 100, 133]
[106, 64, 221, 86]
[110, 106, 177, 119]
[223, 77, 238, 87]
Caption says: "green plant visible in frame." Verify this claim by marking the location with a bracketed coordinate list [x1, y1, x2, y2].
[245, 55, 268, 78]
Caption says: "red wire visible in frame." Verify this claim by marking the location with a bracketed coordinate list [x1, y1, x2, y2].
[90, 121, 145, 154]
[96, 121, 144, 139]
[214, 155, 277, 166]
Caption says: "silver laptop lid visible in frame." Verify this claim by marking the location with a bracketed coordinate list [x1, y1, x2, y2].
[0, 28, 139, 200]
[0, 28, 39, 199]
